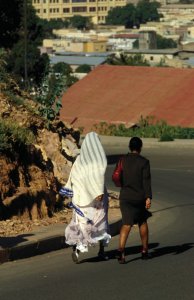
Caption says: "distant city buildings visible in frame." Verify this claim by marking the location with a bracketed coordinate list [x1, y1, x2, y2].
[32, 0, 127, 25]
[32, 0, 194, 69]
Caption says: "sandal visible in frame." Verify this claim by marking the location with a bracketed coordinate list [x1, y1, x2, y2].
[116, 250, 126, 264]
[141, 250, 152, 260]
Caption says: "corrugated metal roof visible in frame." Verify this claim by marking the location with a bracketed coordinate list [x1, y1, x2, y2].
[126, 49, 180, 54]
[50, 55, 107, 66]
[55, 51, 111, 57]
[60, 65, 194, 131]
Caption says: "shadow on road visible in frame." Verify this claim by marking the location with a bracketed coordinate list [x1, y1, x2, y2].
[79, 242, 194, 264]
[0, 234, 34, 248]
[79, 243, 159, 264]
[152, 203, 194, 214]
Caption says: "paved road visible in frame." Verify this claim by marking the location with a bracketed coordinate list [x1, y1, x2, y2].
[0, 143, 194, 300]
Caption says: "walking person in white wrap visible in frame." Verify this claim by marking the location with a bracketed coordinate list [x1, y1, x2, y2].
[61, 132, 111, 263]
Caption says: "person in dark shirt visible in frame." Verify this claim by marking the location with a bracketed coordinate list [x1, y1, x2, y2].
[116, 137, 152, 263]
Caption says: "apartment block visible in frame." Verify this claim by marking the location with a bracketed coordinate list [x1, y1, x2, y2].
[32, 0, 127, 25]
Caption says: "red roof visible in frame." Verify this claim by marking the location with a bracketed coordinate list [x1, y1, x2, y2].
[60, 65, 194, 132]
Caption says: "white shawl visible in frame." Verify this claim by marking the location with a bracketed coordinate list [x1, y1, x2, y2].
[66, 132, 107, 207]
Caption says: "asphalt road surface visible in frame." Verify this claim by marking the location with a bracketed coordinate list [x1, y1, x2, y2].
[0, 144, 194, 300]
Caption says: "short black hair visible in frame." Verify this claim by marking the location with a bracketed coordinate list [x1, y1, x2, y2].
[129, 137, 143, 152]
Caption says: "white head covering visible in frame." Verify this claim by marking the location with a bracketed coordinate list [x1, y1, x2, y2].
[66, 132, 107, 207]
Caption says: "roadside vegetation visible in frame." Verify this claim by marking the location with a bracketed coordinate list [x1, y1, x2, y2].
[92, 116, 194, 141]
[0, 119, 35, 153]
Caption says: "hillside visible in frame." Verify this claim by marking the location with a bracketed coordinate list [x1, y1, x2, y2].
[0, 92, 80, 224]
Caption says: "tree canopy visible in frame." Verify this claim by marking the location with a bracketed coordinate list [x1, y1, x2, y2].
[52, 62, 72, 76]
[37, 19, 70, 39]
[68, 15, 92, 30]
[106, 4, 136, 28]
[75, 64, 92, 73]
[135, 0, 161, 25]
[107, 53, 150, 66]
[0, 0, 22, 48]
[0, 0, 49, 89]
[156, 34, 177, 49]
[106, 0, 161, 28]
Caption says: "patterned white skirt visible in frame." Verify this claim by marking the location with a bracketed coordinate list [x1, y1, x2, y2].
[65, 198, 111, 253]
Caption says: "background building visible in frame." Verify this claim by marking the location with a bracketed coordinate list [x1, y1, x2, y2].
[32, 0, 127, 25]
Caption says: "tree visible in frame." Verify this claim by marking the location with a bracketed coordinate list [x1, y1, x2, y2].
[107, 53, 150, 66]
[106, 1, 161, 28]
[6, 41, 50, 88]
[0, 49, 19, 93]
[75, 64, 92, 73]
[135, 0, 161, 25]
[0, 0, 22, 48]
[156, 34, 177, 49]
[106, 4, 136, 28]
[37, 19, 70, 39]
[69, 15, 92, 30]
[52, 62, 72, 76]
[2, 0, 49, 89]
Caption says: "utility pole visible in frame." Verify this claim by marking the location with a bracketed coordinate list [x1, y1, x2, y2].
[24, 0, 28, 89]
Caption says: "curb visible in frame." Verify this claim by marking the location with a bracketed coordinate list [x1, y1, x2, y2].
[0, 219, 121, 264]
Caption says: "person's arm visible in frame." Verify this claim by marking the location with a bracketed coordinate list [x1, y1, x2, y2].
[143, 160, 152, 208]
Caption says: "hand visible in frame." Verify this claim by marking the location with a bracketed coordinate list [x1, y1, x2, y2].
[145, 198, 151, 209]
[95, 194, 104, 209]
[95, 194, 103, 201]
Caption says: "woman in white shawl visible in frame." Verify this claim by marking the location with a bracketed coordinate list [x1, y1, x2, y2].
[63, 132, 111, 263]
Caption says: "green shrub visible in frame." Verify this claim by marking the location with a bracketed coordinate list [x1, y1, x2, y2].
[159, 133, 174, 142]
[92, 116, 194, 140]
[75, 64, 92, 73]
[0, 119, 35, 153]
[4, 91, 24, 106]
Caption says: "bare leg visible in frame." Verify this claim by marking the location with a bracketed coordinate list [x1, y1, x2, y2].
[139, 221, 149, 251]
[116, 224, 131, 263]
[119, 224, 131, 251]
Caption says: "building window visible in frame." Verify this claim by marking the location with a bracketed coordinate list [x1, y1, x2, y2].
[150, 56, 154, 61]
[89, 0, 96, 2]
[43, 9, 47, 13]
[72, 0, 87, 2]
[63, 8, 70, 12]
[36, 9, 40, 13]
[72, 6, 87, 12]
[63, 0, 69, 2]
[89, 7, 96, 11]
